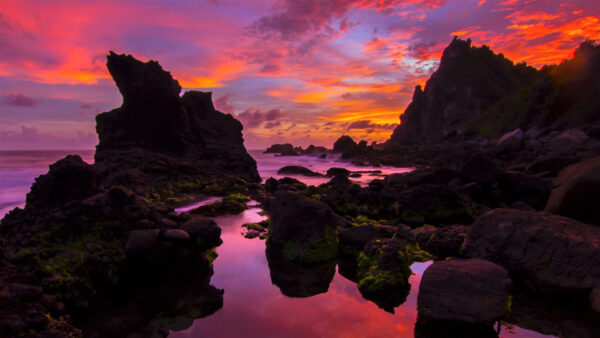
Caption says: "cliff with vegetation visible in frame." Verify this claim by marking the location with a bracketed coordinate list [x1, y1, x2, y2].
[387, 37, 600, 146]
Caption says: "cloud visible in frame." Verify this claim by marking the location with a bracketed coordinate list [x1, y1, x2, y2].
[237, 107, 284, 129]
[4, 94, 36, 107]
[0, 126, 97, 150]
[346, 120, 397, 131]
[213, 93, 234, 114]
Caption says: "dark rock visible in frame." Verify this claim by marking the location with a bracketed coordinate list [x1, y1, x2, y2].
[264, 143, 296, 155]
[125, 229, 161, 254]
[459, 153, 502, 185]
[549, 128, 589, 153]
[333, 135, 357, 153]
[394, 184, 474, 227]
[457, 182, 485, 203]
[266, 247, 336, 298]
[161, 229, 190, 242]
[244, 230, 261, 239]
[95, 52, 259, 190]
[591, 288, 600, 314]
[326, 168, 350, 179]
[414, 316, 498, 338]
[420, 225, 469, 258]
[181, 217, 221, 247]
[545, 156, 600, 225]
[497, 171, 552, 210]
[417, 258, 512, 323]
[525, 155, 580, 177]
[267, 192, 338, 264]
[161, 217, 178, 228]
[338, 226, 374, 256]
[25, 155, 99, 208]
[387, 37, 542, 145]
[462, 208, 600, 291]
[277, 165, 322, 177]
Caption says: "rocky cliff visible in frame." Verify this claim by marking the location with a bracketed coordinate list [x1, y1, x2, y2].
[95, 52, 260, 190]
[387, 38, 600, 146]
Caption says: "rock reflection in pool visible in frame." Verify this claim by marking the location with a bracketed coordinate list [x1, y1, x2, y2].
[169, 205, 428, 337]
[168, 205, 559, 338]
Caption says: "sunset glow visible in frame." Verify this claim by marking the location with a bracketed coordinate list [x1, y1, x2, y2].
[1, 0, 599, 149]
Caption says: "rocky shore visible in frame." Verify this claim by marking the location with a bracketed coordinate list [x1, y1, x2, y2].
[0, 52, 258, 337]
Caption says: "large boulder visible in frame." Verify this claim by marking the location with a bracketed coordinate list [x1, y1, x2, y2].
[417, 225, 469, 258]
[180, 217, 222, 248]
[267, 192, 339, 264]
[94, 52, 259, 189]
[545, 156, 600, 225]
[462, 209, 600, 291]
[25, 155, 100, 209]
[417, 258, 512, 323]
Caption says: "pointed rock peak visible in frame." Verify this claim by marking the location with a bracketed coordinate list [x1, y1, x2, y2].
[441, 37, 473, 63]
[106, 51, 181, 107]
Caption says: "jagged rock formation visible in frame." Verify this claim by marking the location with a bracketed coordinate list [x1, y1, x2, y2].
[387, 38, 600, 146]
[95, 51, 259, 191]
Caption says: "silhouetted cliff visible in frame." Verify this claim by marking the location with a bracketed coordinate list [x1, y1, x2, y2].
[387, 38, 600, 146]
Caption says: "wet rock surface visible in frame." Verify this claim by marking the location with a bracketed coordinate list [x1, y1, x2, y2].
[462, 208, 600, 291]
[418, 258, 512, 323]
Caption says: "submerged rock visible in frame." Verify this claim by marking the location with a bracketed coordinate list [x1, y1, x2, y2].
[417, 258, 512, 323]
[462, 208, 600, 291]
[277, 165, 322, 177]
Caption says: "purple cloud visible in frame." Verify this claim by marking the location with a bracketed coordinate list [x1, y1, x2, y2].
[4, 94, 36, 107]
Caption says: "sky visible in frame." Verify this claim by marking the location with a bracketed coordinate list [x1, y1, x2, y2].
[1, 0, 599, 150]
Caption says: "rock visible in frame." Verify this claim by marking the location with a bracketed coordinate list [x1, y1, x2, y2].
[545, 156, 600, 225]
[161, 217, 178, 228]
[333, 135, 357, 153]
[25, 155, 100, 208]
[591, 288, 600, 314]
[244, 230, 261, 239]
[462, 209, 600, 291]
[277, 165, 322, 177]
[161, 229, 191, 242]
[326, 167, 350, 177]
[497, 171, 552, 210]
[95, 52, 260, 190]
[387, 37, 542, 145]
[266, 247, 336, 298]
[180, 216, 220, 245]
[496, 128, 524, 150]
[417, 258, 512, 323]
[459, 153, 502, 185]
[125, 229, 161, 254]
[525, 155, 580, 177]
[420, 225, 469, 258]
[549, 128, 589, 153]
[264, 143, 296, 155]
[264, 177, 307, 193]
[338, 226, 374, 256]
[267, 192, 338, 264]
[356, 238, 416, 313]
[457, 182, 485, 203]
[394, 184, 474, 227]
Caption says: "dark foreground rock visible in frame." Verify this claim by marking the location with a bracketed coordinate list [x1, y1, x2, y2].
[545, 156, 600, 225]
[417, 258, 512, 323]
[462, 208, 600, 291]
[267, 192, 338, 265]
